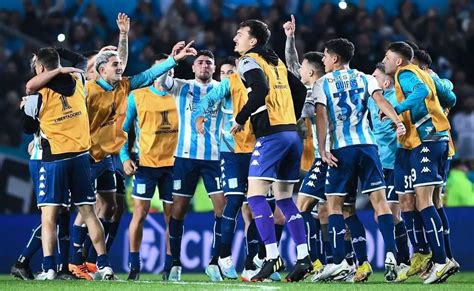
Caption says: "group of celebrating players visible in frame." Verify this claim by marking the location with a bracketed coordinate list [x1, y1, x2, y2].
[10, 12, 459, 285]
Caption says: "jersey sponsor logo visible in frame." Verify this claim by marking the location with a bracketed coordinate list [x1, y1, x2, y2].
[39, 190, 45, 196]
[370, 181, 383, 186]
[39, 182, 45, 189]
[60, 95, 72, 111]
[421, 157, 431, 163]
[421, 147, 431, 153]
[288, 213, 302, 223]
[160, 111, 171, 129]
[39, 175, 45, 181]
[306, 181, 315, 187]
[309, 174, 317, 180]
[252, 150, 261, 157]
[421, 167, 431, 173]
[251, 160, 260, 166]
[255, 141, 262, 148]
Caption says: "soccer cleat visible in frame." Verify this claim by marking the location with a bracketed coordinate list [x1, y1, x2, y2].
[241, 268, 259, 282]
[253, 255, 264, 269]
[311, 259, 324, 274]
[285, 256, 313, 282]
[314, 260, 351, 282]
[69, 263, 93, 281]
[311, 263, 334, 282]
[395, 263, 410, 282]
[451, 258, 461, 273]
[419, 260, 434, 280]
[161, 270, 169, 281]
[85, 262, 97, 274]
[437, 259, 460, 283]
[353, 261, 373, 283]
[95, 266, 115, 280]
[269, 272, 281, 282]
[407, 252, 431, 277]
[251, 256, 285, 282]
[341, 262, 356, 282]
[35, 269, 56, 280]
[168, 266, 182, 281]
[423, 260, 456, 284]
[56, 269, 79, 280]
[205, 264, 223, 282]
[384, 252, 398, 282]
[127, 268, 140, 281]
[218, 256, 238, 279]
[11, 262, 34, 280]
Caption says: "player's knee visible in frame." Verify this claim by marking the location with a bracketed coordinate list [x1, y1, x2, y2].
[297, 196, 316, 212]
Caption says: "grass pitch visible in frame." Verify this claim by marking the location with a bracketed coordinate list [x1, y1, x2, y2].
[1, 272, 473, 291]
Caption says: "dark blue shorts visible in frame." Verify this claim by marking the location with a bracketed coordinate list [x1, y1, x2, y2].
[394, 148, 414, 195]
[133, 166, 173, 203]
[91, 156, 115, 193]
[221, 152, 251, 195]
[299, 158, 327, 202]
[325, 145, 385, 199]
[410, 141, 448, 188]
[248, 131, 302, 183]
[111, 154, 126, 195]
[383, 168, 398, 203]
[172, 157, 222, 197]
[29, 159, 41, 197]
[37, 153, 95, 207]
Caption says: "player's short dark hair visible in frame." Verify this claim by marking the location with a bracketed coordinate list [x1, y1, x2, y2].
[239, 19, 271, 46]
[36, 47, 60, 70]
[82, 50, 99, 59]
[375, 62, 387, 74]
[404, 40, 419, 51]
[414, 49, 432, 67]
[302, 51, 325, 75]
[196, 49, 215, 60]
[220, 56, 237, 68]
[154, 53, 169, 62]
[324, 38, 355, 64]
[387, 41, 414, 61]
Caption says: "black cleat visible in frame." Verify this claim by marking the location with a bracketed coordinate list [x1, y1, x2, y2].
[161, 270, 169, 281]
[127, 268, 140, 281]
[11, 262, 34, 280]
[56, 269, 79, 280]
[251, 256, 285, 282]
[285, 256, 313, 282]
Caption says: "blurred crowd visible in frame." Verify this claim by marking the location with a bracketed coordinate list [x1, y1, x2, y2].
[0, 0, 473, 190]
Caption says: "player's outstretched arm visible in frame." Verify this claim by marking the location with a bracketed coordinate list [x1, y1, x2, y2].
[116, 13, 130, 70]
[372, 90, 406, 136]
[195, 78, 231, 134]
[26, 67, 83, 94]
[283, 15, 301, 78]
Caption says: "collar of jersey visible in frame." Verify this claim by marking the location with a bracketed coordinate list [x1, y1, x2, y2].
[149, 85, 167, 96]
[96, 78, 114, 91]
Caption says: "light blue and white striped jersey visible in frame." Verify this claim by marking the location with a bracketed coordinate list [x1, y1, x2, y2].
[161, 77, 223, 160]
[313, 69, 380, 150]
[307, 79, 332, 158]
[30, 135, 42, 161]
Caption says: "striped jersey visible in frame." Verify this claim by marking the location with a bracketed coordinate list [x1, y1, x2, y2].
[163, 78, 222, 160]
[313, 69, 380, 150]
[30, 135, 42, 161]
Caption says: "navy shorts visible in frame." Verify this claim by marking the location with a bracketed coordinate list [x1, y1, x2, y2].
[394, 148, 414, 195]
[112, 154, 126, 195]
[325, 145, 385, 199]
[410, 141, 448, 188]
[91, 156, 115, 193]
[249, 131, 302, 182]
[221, 152, 251, 195]
[172, 157, 222, 197]
[37, 153, 95, 207]
[299, 158, 327, 202]
[29, 159, 41, 197]
[133, 166, 173, 203]
[383, 168, 398, 203]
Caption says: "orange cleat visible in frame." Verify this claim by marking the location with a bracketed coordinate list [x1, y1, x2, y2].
[68, 263, 93, 281]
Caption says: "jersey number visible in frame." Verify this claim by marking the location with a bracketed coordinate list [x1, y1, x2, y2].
[333, 88, 364, 117]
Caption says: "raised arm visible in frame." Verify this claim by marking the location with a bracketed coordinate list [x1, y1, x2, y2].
[283, 15, 301, 78]
[116, 13, 130, 70]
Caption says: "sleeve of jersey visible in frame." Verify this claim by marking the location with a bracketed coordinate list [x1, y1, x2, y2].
[22, 93, 42, 134]
[394, 71, 430, 114]
[433, 75, 456, 109]
[235, 57, 269, 125]
[194, 78, 230, 118]
[119, 93, 137, 163]
[312, 79, 327, 106]
[129, 56, 177, 90]
[365, 74, 382, 96]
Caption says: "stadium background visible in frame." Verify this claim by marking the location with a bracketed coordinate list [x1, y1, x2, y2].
[0, 0, 473, 274]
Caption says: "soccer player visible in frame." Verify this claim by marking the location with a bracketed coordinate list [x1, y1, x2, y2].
[120, 53, 178, 280]
[231, 19, 310, 282]
[157, 49, 225, 282]
[23, 47, 114, 280]
[314, 38, 406, 282]
[382, 41, 457, 284]
[368, 63, 412, 281]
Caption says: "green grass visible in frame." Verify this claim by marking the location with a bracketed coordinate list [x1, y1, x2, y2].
[1, 273, 473, 291]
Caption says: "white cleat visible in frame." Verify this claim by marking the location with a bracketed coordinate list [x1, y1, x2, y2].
[218, 256, 238, 279]
[253, 255, 264, 269]
[341, 263, 356, 282]
[35, 269, 56, 280]
[384, 252, 398, 282]
[424, 260, 456, 284]
[395, 263, 411, 282]
[314, 260, 351, 282]
[95, 266, 115, 280]
[311, 263, 333, 282]
[205, 264, 223, 282]
[241, 268, 259, 282]
[169, 266, 182, 282]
